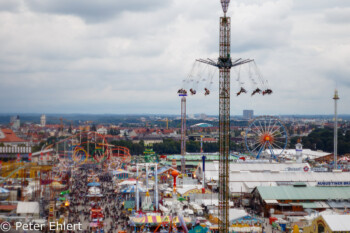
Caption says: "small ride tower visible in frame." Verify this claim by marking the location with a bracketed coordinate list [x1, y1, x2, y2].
[179, 92, 187, 174]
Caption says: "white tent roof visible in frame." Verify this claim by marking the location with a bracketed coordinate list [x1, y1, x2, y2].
[323, 215, 350, 231]
[265, 149, 331, 159]
[228, 172, 350, 193]
[200, 161, 312, 181]
[17, 202, 39, 214]
[229, 209, 248, 221]
[118, 180, 137, 185]
[304, 209, 339, 221]
[176, 185, 202, 195]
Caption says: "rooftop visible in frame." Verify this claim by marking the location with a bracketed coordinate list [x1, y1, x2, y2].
[322, 215, 350, 231]
[256, 186, 350, 201]
[0, 129, 26, 143]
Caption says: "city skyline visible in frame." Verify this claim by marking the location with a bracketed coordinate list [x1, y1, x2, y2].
[1, 0, 350, 115]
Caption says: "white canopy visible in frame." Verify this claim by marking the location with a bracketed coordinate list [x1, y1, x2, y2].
[17, 202, 40, 214]
[118, 179, 137, 186]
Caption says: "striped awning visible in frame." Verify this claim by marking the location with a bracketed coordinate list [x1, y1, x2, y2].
[131, 216, 191, 225]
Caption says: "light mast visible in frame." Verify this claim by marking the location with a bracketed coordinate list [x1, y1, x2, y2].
[333, 89, 339, 170]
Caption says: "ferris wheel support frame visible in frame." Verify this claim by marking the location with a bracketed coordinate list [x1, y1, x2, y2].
[245, 116, 288, 160]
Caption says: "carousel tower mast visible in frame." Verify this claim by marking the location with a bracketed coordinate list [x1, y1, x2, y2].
[218, 2, 231, 231]
[333, 89, 339, 170]
[197, 1, 253, 232]
[180, 93, 187, 173]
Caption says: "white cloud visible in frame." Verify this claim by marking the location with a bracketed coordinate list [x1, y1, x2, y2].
[0, 0, 350, 115]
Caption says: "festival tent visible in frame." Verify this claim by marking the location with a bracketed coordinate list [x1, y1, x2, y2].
[17, 202, 40, 216]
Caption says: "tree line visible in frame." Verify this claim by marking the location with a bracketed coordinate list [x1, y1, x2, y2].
[111, 138, 244, 155]
[290, 127, 350, 155]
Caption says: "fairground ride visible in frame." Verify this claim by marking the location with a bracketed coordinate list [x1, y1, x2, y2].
[245, 116, 288, 160]
[177, 1, 273, 232]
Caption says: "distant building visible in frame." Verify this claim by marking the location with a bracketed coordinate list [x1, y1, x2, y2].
[243, 110, 254, 120]
[252, 185, 350, 217]
[97, 127, 108, 135]
[40, 114, 46, 127]
[199, 113, 207, 120]
[132, 135, 163, 146]
[10, 115, 20, 130]
[202, 137, 217, 143]
[0, 128, 29, 146]
[188, 114, 195, 119]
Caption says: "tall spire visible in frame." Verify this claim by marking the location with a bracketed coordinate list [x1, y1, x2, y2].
[221, 0, 230, 14]
[333, 89, 340, 170]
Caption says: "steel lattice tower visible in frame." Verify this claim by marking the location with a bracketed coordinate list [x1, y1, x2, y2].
[180, 94, 187, 173]
[218, 15, 231, 233]
[197, 1, 253, 232]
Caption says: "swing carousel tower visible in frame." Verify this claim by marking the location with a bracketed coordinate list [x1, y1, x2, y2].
[197, 1, 254, 232]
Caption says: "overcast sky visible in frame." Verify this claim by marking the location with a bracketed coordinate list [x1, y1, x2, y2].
[1, 0, 350, 116]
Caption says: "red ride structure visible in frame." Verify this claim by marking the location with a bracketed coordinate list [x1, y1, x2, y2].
[51, 131, 131, 164]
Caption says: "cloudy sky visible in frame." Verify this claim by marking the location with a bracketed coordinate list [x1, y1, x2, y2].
[1, 0, 350, 116]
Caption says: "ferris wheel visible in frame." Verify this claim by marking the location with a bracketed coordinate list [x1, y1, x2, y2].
[245, 116, 288, 160]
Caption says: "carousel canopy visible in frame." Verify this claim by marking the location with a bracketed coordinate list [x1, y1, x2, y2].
[118, 179, 137, 186]
[0, 188, 10, 201]
[154, 166, 179, 176]
[112, 169, 131, 175]
[229, 227, 262, 232]
[120, 185, 146, 194]
[88, 182, 101, 187]
[131, 215, 191, 225]
[88, 187, 101, 195]
[0, 188, 9, 193]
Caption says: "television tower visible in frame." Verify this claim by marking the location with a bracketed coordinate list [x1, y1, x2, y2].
[197, 1, 253, 232]
[180, 93, 187, 173]
[333, 89, 339, 170]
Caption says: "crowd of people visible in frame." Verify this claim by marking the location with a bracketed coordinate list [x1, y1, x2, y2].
[65, 167, 132, 233]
